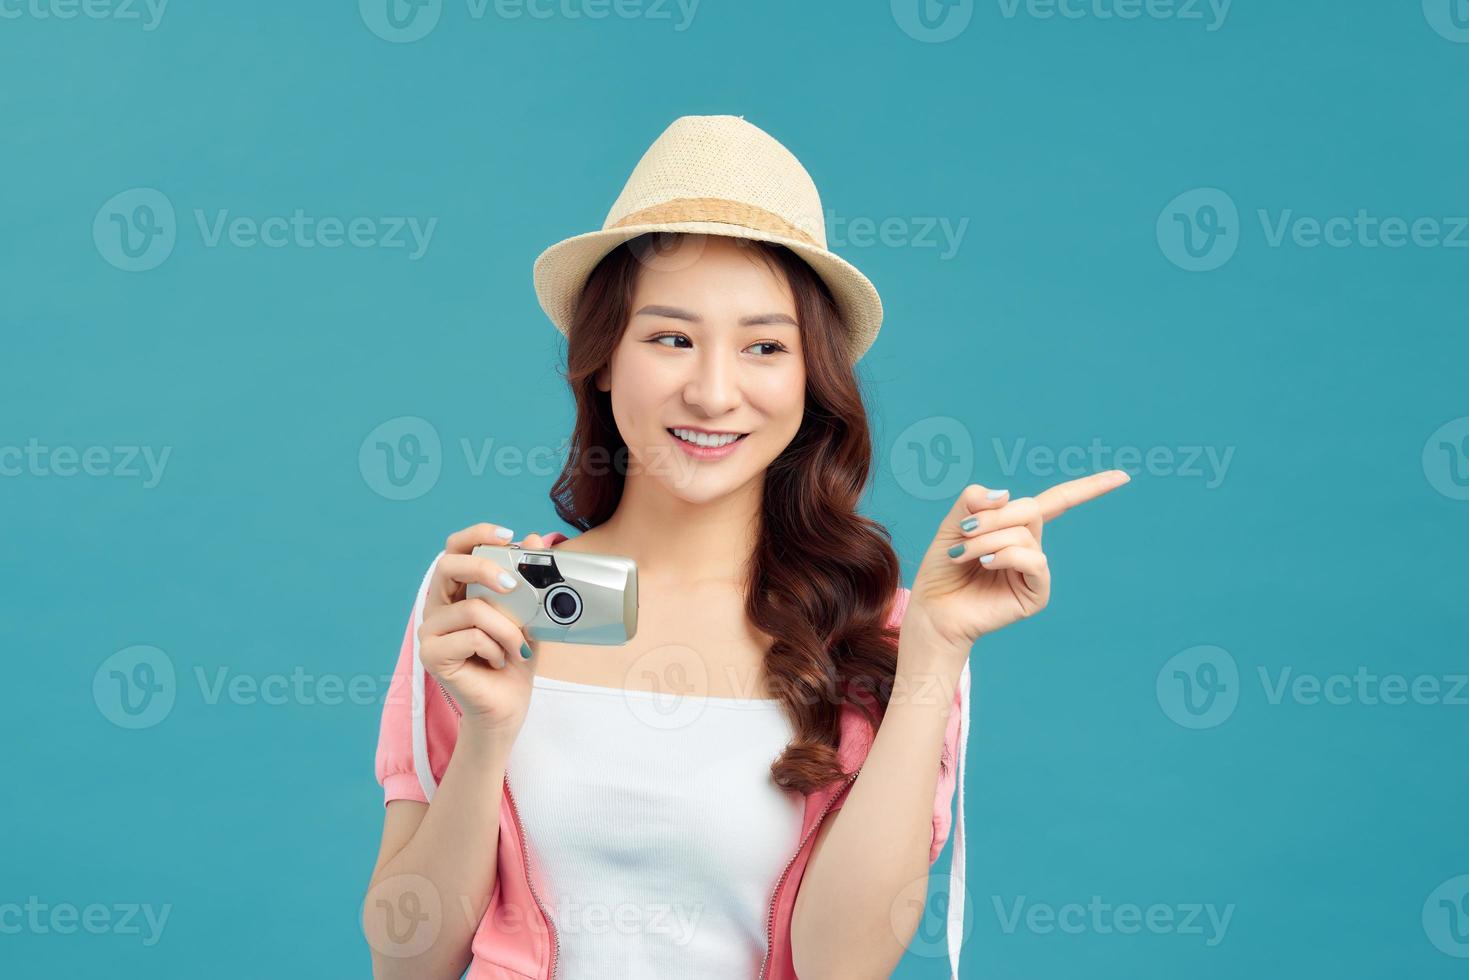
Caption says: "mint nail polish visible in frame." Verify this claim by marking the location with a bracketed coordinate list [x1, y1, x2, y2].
[520, 642, 533, 660]
[948, 543, 966, 558]
[960, 516, 978, 532]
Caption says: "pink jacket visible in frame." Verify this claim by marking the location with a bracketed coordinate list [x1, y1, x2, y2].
[375, 532, 971, 979]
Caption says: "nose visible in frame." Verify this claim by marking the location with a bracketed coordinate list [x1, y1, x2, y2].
[681, 343, 741, 418]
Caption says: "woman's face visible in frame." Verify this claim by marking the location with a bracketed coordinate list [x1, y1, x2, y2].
[596, 234, 806, 505]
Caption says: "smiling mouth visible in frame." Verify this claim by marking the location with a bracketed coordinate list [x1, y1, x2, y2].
[666, 428, 750, 448]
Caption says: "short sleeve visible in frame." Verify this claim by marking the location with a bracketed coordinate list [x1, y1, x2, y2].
[886, 585, 969, 865]
[930, 674, 966, 865]
[374, 552, 462, 806]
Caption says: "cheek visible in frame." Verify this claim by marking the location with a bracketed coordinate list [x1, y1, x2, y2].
[609, 359, 675, 435]
[748, 370, 805, 433]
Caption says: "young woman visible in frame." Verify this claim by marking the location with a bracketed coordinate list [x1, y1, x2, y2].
[364, 115, 1127, 980]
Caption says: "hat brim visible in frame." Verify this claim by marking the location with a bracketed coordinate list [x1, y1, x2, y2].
[532, 222, 884, 363]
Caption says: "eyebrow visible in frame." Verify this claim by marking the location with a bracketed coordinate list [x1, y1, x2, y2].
[633, 304, 798, 328]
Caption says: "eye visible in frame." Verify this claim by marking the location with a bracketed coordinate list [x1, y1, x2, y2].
[746, 340, 790, 357]
[647, 333, 789, 356]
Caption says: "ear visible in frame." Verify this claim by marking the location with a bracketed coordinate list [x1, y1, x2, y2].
[595, 365, 611, 392]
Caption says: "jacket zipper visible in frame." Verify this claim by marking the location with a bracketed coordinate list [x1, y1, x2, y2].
[757, 768, 861, 980]
[504, 772, 560, 980]
[436, 681, 560, 979]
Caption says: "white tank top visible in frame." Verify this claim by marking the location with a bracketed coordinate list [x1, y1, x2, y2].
[505, 673, 807, 978]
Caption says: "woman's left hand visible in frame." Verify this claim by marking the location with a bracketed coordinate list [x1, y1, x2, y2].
[906, 470, 1131, 653]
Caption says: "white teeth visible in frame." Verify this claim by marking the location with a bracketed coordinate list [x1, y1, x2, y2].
[672, 428, 742, 448]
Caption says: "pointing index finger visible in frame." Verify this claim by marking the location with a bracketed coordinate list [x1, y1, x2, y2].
[1034, 469, 1131, 522]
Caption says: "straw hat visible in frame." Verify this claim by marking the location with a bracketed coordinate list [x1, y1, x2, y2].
[532, 114, 884, 364]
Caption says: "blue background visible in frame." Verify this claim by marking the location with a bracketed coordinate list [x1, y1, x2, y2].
[3, 1, 1466, 977]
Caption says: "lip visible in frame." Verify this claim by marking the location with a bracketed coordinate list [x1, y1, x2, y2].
[668, 425, 747, 436]
[667, 427, 749, 461]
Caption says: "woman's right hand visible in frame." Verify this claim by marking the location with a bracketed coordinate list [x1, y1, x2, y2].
[418, 522, 547, 742]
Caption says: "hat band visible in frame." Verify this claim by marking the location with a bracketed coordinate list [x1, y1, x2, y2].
[607, 197, 820, 248]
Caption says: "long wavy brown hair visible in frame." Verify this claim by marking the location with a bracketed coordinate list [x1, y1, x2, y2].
[549, 232, 907, 795]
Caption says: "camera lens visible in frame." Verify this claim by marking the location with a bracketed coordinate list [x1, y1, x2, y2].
[545, 585, 582, 624]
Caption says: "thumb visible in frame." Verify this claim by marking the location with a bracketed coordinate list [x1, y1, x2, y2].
[511, 532, 547, 655]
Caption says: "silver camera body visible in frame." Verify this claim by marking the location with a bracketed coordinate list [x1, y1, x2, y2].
[465, 543, 638, 644]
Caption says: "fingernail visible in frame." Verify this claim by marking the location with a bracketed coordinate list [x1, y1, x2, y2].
[498, 572, 518, 589]
[986, 489, 1007, 500]
[520, 642, 533, 660]
[980, 553, 996, 564]
[495, 526, 514, 539]
[948, 543, 966, 558]
[960, 516, 978, 532]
